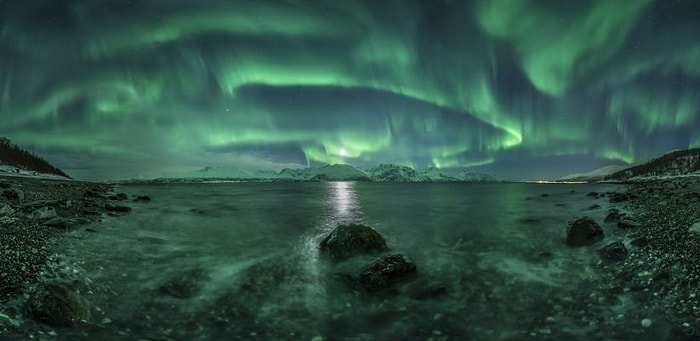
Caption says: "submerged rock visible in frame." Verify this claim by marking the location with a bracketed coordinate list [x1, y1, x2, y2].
[25, 283, 90, 326]
[108, 193, 128, 201]
[135, 195, 151, 202]
[358, 254, 417, 291]
[599, 241, 629, 262]
[105, 204, 132, 213]
[319, 223, 389, 259]
[604, 211, 621, 224]
[160, 269, 209, 298]
[565, 217, 604, 247]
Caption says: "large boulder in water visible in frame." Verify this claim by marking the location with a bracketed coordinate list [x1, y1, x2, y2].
[565, 216, 604, 247]
[358, 254, 417, 291]
[319, 223, 389, 259]
[25, 283, 90, 326]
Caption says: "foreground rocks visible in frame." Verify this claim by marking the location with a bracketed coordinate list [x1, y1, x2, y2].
[357, 254, 417, 291]
[595, 177, 700, 336]
[25, 283, 90, 326]
[319, 223, 389, 259]
[565, 216, 604, 246]
[0, 176, 148, 332]
[320, 223, 425, 294]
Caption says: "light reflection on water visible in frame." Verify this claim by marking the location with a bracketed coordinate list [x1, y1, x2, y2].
[325, 181, 362, 227]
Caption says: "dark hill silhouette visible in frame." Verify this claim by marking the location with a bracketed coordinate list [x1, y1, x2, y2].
[604, 148, 700, 181]
[0, 137, 70, 178]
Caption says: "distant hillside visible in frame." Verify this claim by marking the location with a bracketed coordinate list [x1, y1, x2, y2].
[603, 148, 700, 181]
[366, 164, 422, 182]
[0, 137, 70, 178]
[136, 163, 504, 183]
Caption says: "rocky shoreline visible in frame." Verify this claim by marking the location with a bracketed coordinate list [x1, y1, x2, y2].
[0, 176, 142, 335]
[595, 177, 700, 338]
[2, 176, 700, 338]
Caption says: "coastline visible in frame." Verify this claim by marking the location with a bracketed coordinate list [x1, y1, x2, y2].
[0, 175, 140, 333]
[1, 176, 700, 338]
[604, 177, 700, 337]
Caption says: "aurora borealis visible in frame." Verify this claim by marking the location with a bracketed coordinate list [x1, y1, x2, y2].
[1, 0, 699, 180]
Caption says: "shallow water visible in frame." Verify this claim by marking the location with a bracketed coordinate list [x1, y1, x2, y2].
[16, 182, 675, 340]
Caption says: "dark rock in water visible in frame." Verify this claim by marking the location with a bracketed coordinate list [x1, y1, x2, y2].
[587, 192, 599, 197]
[587, 204, 601, 210]
[25, 283, 90, 326]
[135, 195, 151, 202]
[0, 182, 10, 189]
[358, 254, 417, 291]
[105, 204, 131, 213]
[190, 208, 207, 215]
[618, 219, 641, 229]
[566, 216, 604, 247]
[160, 269, 209, 298]
[319, 223, 389, 259]
[604, 211, 621, 223]
[599, 241, 629, 262]
[108, 193, 128, 201]
[608, 192, 630, 203]
[541, 193, 550, 197]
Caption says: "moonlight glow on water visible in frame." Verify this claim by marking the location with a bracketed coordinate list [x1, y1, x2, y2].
[0, 0, 699, 179]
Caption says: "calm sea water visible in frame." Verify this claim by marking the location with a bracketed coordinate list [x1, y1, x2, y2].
[29, 182, 670, 340]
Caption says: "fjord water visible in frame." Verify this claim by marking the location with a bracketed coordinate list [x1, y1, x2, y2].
[45, 182, 658, 340]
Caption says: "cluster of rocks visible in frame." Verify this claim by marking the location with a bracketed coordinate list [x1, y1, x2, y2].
[319, 223, 428, 294]
[563, 189, 648, 265]
[564, 179, 700, 338]
[0, 176, 149, 333]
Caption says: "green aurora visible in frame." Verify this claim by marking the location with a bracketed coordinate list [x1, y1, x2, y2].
[0, 0, 699, 180]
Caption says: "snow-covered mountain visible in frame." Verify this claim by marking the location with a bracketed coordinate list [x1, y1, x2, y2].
[419, 167, 455, 182]
[366, 164, 422, 182]
[137, 163, 503, 183]
[276, 164, 370, 181]
[558, 164, 630, 181]
[455, 171, 502, 182]
[603, 148, 700, 181]
[158, 166, 252, 180]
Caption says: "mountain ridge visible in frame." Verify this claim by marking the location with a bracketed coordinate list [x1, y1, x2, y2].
[133, 163, 505, 183]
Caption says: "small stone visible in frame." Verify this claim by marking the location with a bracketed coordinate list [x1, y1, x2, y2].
[311, 337, 323, 341]
[101, 317, 112, 324]
[641, 318, 652, 328]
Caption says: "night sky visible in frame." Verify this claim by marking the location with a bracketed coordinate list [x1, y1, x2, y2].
[1, 0, 699, 180]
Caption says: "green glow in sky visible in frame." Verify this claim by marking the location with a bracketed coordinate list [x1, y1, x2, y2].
[0, 0, 698, 180]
